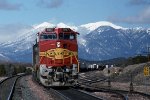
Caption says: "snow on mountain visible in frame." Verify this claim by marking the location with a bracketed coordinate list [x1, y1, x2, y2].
[33, 22, 55, 29]
[80, 21, 125, 33]
[78, 26, 150, 60]
[0, 53, 10, 62]
[0, 21, 149, 62]
[0, 54, 7, 59]
[57, 23, 78, 31]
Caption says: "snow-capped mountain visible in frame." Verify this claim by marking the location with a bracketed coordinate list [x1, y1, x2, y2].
[79, 26, 150, 60]
[79, 21, 126, 35]
[0, 53, 10, 62]
[0, 21, 150, 62]
[80, 21, 125, 31]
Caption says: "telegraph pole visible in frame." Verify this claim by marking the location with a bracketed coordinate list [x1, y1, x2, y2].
[130, 73, 133, 92]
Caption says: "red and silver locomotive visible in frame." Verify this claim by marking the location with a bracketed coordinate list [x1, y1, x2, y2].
[33, 28, 79, 86]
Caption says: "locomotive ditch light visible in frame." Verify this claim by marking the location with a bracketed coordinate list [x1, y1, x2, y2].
[41, 64, 46, 68]
[45, 28, 54, 32]
[48, 66, 52, 68]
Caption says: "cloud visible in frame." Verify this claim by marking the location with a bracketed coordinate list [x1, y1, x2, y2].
[129, 0, 150, 5]
[0, 0, 22, 10]
[0, 23, 32, 42]
[108, 7, 150, 24]
[37, 0, 63, 8]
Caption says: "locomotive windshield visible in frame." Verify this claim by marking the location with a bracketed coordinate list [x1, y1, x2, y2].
[59, 33, 76, 40]
[40, 33, 57, 40]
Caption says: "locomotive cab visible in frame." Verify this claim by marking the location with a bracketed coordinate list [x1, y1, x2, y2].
[33, 28, 79, 86]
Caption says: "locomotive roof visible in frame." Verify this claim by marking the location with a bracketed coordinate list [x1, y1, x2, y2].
[38, 28, 79, 35]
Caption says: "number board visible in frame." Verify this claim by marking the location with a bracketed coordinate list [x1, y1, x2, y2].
[144, 65, 150, 76]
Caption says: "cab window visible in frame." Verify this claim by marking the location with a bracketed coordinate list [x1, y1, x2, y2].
[64, 34, 70, 39]
[40, 33, 57, 40]
[70, 34, 75, 39]
[59, 33, 63, 39]
[59, 33, 76, 40]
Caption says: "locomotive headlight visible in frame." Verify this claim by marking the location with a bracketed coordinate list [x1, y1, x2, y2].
[40, 64, 46, 68]
[40, 64, 47, 75]
[57, 42, 60, 47]
[48, 66, 52, 69]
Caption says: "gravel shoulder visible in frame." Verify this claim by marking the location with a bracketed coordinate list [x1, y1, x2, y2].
[13, 75, 54, 100]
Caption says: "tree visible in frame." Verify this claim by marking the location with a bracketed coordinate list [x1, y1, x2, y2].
[132, 56, 148, 64]
[0, 65, 6, 76]
[13, 65, 26, 75]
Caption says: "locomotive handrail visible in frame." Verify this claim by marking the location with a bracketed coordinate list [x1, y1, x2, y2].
[72, 51, 80, 72]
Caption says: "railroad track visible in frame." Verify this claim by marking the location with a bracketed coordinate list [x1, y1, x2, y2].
[78, 74, 150, 100]
[48, 87, 103, 100]
[79, 73, 107, 84]
[109, 89, 150, 100]
[31, 76, 102, 100]
[79, 82, 150, 100]
[78, 85, 126, 100]
[31, 72, 150, 100]
[0, 74, 25, 100]
[79, 77, 107, 84]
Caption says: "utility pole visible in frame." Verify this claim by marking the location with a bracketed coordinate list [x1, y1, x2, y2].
[107, 65, 111, 88]
[130, 73, 133, 92]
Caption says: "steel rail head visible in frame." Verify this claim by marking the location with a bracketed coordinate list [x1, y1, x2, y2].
[0, 77, 13, 84]
[0, 73, 25, 84]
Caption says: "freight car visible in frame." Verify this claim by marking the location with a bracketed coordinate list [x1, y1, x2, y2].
[32, 28, 79, 86]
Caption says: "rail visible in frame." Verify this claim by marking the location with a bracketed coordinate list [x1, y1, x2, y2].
[0, 74, 25, 100]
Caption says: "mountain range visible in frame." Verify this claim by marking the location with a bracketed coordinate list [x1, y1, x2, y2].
[0, 21, 150, 63]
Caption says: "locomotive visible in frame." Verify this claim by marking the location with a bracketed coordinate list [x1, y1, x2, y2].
[32, 28, 79, 86]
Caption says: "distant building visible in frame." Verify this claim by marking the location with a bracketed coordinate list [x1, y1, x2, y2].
[111, 65, 114, 67]
[105, 65, 109, 68]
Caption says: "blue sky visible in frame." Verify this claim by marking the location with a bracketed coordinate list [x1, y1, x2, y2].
[0, 0, 150, 42]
